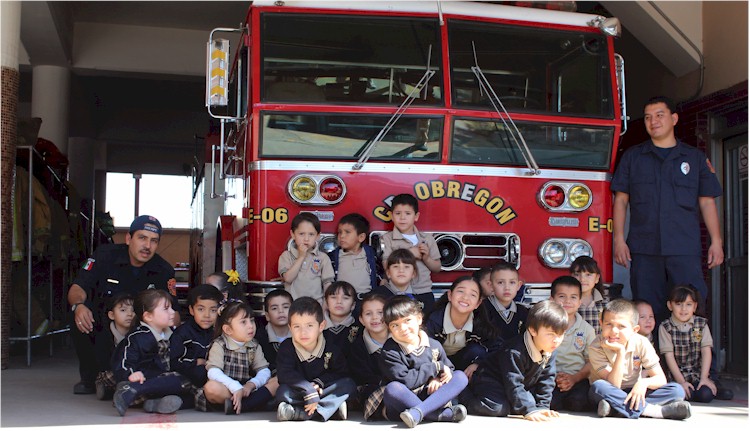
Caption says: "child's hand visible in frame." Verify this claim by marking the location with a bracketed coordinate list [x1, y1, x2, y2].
[231, 389, 244, 414]
[602, 339, 626, 352]
[242, 381, 256, 397]
[297, 242, 310, 256]
[679, 381, 695, 399]
[555, 372, 573, 392]
[304, 402, 318, 416]
[624, 379, 648, 410]
[417, 242, 429, 259]
[524, 410, 559, 422]
[697, 377, 717, 396]
[464, 363, 479, 381]
[312, 382, 323, 395]
[426, 377, 442, 395]
[128, 371, 145, 384]
[439, 366, 453, 384]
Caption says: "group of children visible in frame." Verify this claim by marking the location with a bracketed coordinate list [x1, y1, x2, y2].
[92, 192, 732, 423]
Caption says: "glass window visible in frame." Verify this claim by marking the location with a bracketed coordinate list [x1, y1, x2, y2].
[262, 14, 442, 105]
[449, 20, 614, 118]
[105, 173, 193, 228]
[262, 113, 442, 161]
[451, 118, 613, 170]
[105, 173, 135, 227]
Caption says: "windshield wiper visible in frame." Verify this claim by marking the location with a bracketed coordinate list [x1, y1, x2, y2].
[471, 44, 540, 175]
[352, 68, 435, 171]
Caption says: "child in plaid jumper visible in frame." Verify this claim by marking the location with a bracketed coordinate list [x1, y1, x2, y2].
[570, 256, 606, 334]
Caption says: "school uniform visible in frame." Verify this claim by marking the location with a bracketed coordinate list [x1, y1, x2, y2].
[324, 314, 360, 350]
[381, 227, 440, 315]
[482, 296, 529, 342]
[94, 322, 127, 394]
[346, 329, 387, 419]
[578, 289, 605, 334]
[275, 332, 356, 421]
[372, 282, 416, 301]
[611, 140, 722, 323]
[588, 332, 685, 418]
[255, 322, 290, 373]
[329, 245, 379, 295]
[550, 313, 596, 412]
[169, 319, 214, 387]
[203, 334, 273, 412]
[424, 303, 492, 370]
[659, 316, 714, 402]
[461, 331, 557, 417]
[278, 248, 335, 303]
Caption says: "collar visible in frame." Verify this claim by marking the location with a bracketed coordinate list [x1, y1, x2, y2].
[325, 314, 355, 331]
[668, 315, 696, 330]
[443, 304, 473, 333]
[394, 329, 430, 355]
[387, 281, 413, 295]
[523, 330, 550, 364]
[222, 333, 257, 351]
[642, 139, 690, 157]
[391, 226, 424, 241]
[363, 329, 388, 354]
[265, 323, 290, 343]
[293, 333, 326, 362]
[487, 295, 517, 313]
[110, 321, 128, 345]
[288, 247, 321, 260]
[340, 247, 365, 258]
[142, 322, 172, 342]
[564, 313, 584, 335]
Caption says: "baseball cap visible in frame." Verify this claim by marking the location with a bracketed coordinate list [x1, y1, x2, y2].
[129, 215, 162, 236]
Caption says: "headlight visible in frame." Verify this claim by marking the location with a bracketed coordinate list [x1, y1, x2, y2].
[290, 176, 316, 202]
[288, 174, 347, 205]
[539, 238, 593, 268]
[541, 240, 566, 265]
[538, 182, 593, 212]
[568, 241, 592, 260]
[568, 186, 591, 209]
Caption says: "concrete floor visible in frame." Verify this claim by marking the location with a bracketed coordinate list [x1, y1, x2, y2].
[1, 346, 747, 430]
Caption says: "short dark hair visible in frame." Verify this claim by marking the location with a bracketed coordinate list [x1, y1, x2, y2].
[601, 299, 638, 327]
[215, 300, 254, 339]
[667, 284, 701, 304]
[472, 266, 492, 283]
[264, 288, 293, 311]
[390, 193, 419, 213]
[106, 292, 134, 312]
[386, 248, 418, 268]
[338, 213, 370, 236]
[325, 280, 356, 298]
[383, 295, 422, 325]
[187, 284, 224, 307]
[527, 299, 568, 334]
[550, 275, 582, 296]
[289, 296, 324, 323]
[359, 292, 388, 317]
[491, 261, 518, 276]
[569, 256, 604, 296]
[291, 212, 321, 233]
[644, 96, 677, 114]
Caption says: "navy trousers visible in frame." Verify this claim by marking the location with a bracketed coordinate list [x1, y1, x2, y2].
[588, 380, 685, 418]
[276, 378, 356, 421]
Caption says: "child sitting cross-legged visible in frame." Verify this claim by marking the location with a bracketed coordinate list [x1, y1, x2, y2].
[203, 300, 278, 415]
[94, 293, 135, 400]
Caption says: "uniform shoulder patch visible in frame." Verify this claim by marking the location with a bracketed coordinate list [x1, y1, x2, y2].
[706, 158, 716, 174]
[82, 258, 95, 271]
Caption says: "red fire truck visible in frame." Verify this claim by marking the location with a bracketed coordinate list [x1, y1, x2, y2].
[193, 1, 626, 303]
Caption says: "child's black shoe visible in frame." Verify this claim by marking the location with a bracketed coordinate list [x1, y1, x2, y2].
[596, 399, 611, 417]
[661, 400, 691, 420]
[143, 395, 182, 414]
[113, 382, 137, 416]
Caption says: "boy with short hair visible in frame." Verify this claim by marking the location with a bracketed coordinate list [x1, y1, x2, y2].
[170, 284, 224, 389]
[461, 300, 567, 421]
[275, 297, 356, 422]
[95, 293, 135, 400]
[588, 299, 690, 420]
[323, 281, 360, 349]
[328, 213, 379, 307]
[255, 289, 293, 373]
[549, 276, 596, 412]
[381, 193, 441, 316]
[482, 261, 529, 341]
[278, 212, 335, 303]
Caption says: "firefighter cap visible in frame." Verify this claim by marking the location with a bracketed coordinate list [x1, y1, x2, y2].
[129, 215, 162, 236]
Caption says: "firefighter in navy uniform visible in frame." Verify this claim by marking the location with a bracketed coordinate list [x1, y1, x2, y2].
[611, 96, 724, 326]
[67, 215, 180, 394]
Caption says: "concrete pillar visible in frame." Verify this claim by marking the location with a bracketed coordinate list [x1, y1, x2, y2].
[31, 65, 70, 154]
[1, 0, 22, 367]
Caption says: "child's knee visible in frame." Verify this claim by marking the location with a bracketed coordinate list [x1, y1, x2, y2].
[203, 381, 229, 403]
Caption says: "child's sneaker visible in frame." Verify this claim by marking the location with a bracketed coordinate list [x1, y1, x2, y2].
[597, 399, 611, 417]
[450, 404, 467, 422]
[277, 402, 305, 421]
[661, 400, 691, 420]
[333, 401, 347, 420]
[113, 382, 137, 417]
[143, 395, 183, 414]
[399, 408, 422, 428]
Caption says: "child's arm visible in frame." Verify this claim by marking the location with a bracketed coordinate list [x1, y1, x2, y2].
[599, 340, 626, 388]
[627, 365, 667, 410]
[499, 348, 547, 417]
[276, 340, 320, 409]
[279, 250, 307, 284]
[697, 345, 717, 394]
[112, 331, 145, 383]
[313, 347, 349, 388]
[418, 238, 442, 273]
[205, 343, 243, 394]
[379, 345, 443, 389]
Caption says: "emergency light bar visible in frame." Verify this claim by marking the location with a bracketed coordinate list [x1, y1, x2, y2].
[207, 39, 229, 107]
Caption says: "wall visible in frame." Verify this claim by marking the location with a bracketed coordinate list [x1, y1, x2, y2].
[112, 228, 190, 268]
[701, 1, 748, 96]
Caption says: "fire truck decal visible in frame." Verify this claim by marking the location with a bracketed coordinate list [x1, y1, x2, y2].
[372, 179, 517, 226]
[588, 217, 613, 233]
[247, 207, 289, 224]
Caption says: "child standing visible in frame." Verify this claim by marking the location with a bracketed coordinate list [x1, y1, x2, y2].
[482, 261, 529, 341]
[659, 284, 733, 402]
[381, 194, 441, 316]
[275, 297, 356, 422]
[328, 213, 379, 309]
[95, 293, 135, 400]
[278, 212, 335, 303]
[461, 300, 566, 421]
[347, 293, 389, 420]
[203, 300, 277, 415]
[372, 249, 419, 301]
[379, 296, 469, 428]
[323, 281, 360, 348]
[112, 290, 186, 416]
[424, 276, 500, 378]
[548, 276, 596, 412]
[589, 299, 690, 420]
[570, 256, 606, 334]
[255, 289, 293, 373]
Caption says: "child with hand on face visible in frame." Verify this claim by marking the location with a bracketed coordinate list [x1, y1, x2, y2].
[203, 300, 277, 415]
[278, 213, 334, 303]
[323, 281, 360, 348]
[482, 261, 530, 342]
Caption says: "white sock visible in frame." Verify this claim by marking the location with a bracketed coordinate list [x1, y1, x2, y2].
[641, 403, 663, 418]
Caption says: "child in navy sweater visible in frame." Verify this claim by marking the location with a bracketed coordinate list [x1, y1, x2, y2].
[275, 297, 356, 422]
[461, 300, 567, 421]
[324, 281, 360, 348]
[95, 293, 134, 400]
[482, 261, 529, 341]
[379, 296, 468, 428]
[255, 289, 293, 374]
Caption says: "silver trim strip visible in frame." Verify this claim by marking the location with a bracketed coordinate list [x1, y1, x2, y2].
[250, 160, 611, 181]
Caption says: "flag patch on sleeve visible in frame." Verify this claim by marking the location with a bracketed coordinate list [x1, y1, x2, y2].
[82, 258, 95, 271]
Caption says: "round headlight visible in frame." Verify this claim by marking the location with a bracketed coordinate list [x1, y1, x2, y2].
[319, 177, 344, 203]
[290, 176, 316, 202]
[543, 185, 565, 208]
[569, 241, 592, 260]
[435, 235, 464, 271]
[568, 185, 591, 209]
[542, 241, 566, 265]
[318, 236, 337, 254]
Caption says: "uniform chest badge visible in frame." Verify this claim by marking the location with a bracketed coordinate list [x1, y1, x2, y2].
[574, 332, 585, 351]
[432, 348, 440, 361]
[692, 327, 703, 342]
[348, 326, 360, 343]
[633, 355, 642, 369]
[147, 283, 156, 290]
[324, 352, 332, 369]
[311, 259, 321, 274]
[680, 162, 690, 175]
